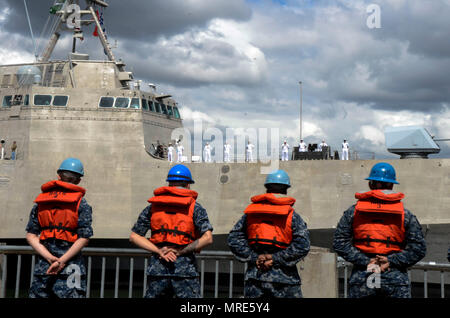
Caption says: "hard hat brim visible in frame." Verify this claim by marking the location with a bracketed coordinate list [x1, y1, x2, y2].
[365, 177, 399, 184]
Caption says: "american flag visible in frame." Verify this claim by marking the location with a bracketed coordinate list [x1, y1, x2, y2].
[93, 10, 105, 37]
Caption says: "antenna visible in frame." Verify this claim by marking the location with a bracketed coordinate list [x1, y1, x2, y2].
[23, 0, 38, 61]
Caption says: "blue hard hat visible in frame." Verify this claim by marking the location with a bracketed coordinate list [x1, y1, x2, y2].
[166, 164, 195, 184]
[365, 162, 399, 184]
[264, 169, 291, 188]
[57, 158, 84, 176]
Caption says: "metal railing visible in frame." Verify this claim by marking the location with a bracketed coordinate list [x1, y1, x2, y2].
[337, 257, 450, 298]
[2, 246, 449, 298]
[0, 245, 245, 298]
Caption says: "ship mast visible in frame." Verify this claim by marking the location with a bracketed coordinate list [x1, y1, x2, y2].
[40, 0, 114, 63]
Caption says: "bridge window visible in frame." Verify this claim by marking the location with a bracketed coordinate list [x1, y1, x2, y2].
[114, 97, 130, 108]
[161, 103, 168, 115]
[130, 98, 140, 109]
[53, 95, 68, 107]
[141, 99, 149, 111]
[173, 106, 181, 119]
[154, 102, 161, 113]
[99, 96, 114, 108]
[2, 95, 12, 107]
[34, 95, 52, 106]
[167, 105, 173, 116]
[148, 100, 155, 112]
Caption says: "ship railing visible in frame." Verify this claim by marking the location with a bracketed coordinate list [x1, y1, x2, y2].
[1, 246, 449, 298]
[0, 245, 244, 298]
[337, 256, 450, 298]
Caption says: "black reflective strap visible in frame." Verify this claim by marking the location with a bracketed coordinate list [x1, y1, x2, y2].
[152, 227, 195, 241]
[354, 236, 403, 247]
[41, 222, 77, 235]
[248, 237, 290, 248]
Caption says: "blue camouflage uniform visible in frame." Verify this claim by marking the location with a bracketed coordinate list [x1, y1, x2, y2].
[333, 205, 426, 298]
[25, 199, 93, 298]
[227, 211, 310, 298]
[448, 246, 449, 262]
[131, 201, 213, 298]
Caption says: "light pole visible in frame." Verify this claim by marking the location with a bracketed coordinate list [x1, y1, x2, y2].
[299, 81, 303, 141]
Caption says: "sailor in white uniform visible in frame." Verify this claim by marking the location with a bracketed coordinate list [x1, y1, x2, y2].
[204, 143, 212, 163]
[167, 143, 174, 163]
[318, 140, 328, 152]
[298, 139, 307, 152]
[246, 141, 255, 162]
[341, 139, 349, 160]
[224, 142, 232, 162]
[281, 141, 290, 161]
[176, 142, 184, 163]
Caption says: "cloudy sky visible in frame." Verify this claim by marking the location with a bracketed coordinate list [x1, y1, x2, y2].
[0, 0, 449, 159]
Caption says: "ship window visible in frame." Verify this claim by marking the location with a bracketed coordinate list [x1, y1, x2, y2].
[154, 102, 161, 113]
[2, 95, 12, 107]
[173, 107, 181, 119]
[130, 98, 140, 109]
[114, 97, 130, 108]
[141, 99, 149, 111]
[34, 95, 52, 106]
[148, 100, 155, 112]
[99, 96, 114, 108]
[167, 105, 173, 116]
[161, 104, 168, 115]
[53, 95, 68, 107]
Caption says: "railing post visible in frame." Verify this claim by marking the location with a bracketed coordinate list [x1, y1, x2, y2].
[424, 270, 428, 298]
[214, 260, 219, 298]
[229, 260, 233, 298]
[14, 255, 21, 298]
[100, 257, 106, 298]
[114, 257, 120, 298]
[1, 253, 6, 298]
[143, 258, 148, 298]
[128, 257, 134, 298]
[87, 256, 92, 298]
[200, 259, 205, 298]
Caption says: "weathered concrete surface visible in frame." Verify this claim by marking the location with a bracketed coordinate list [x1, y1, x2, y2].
[297, 247, 338, 298]
[1, 154, 449, 239]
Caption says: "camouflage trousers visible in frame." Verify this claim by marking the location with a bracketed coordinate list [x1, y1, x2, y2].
[29, 274, 86, 298]
[244, 279, 303, 298]
[144, 276, 201, 298]
[349, 283, 411, 298]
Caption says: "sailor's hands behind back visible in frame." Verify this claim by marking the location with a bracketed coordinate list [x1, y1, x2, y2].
[256, 254, 273, 271]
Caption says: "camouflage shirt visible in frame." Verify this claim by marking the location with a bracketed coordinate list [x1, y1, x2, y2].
[131, 202, 213, 278]
[333, 205, 426, 285]
[25, 198, 94, 276]
[227, 211, 310, 285]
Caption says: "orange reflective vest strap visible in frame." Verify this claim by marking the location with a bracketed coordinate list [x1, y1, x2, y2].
[148, 186, 198, 246]
[353, 190, 406, 254]
[244, 193, 295, 249]
[34, 180, 86, 243]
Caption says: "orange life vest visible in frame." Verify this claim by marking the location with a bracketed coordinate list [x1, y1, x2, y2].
[353, 189, 405, 255]
[244, 193, 295, 249]
[148, 186, 198, 246]
[35, 180, 86, 243]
